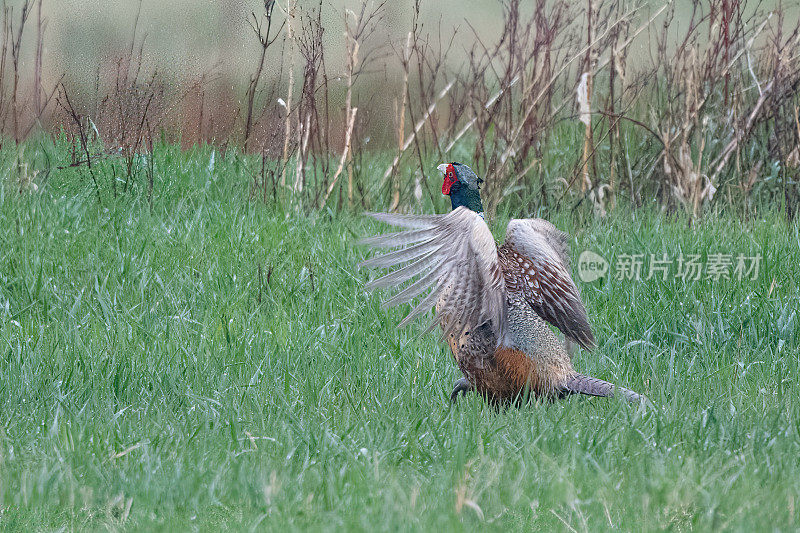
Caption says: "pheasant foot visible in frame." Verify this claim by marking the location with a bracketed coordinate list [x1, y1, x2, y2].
[450, 378, 473, 403]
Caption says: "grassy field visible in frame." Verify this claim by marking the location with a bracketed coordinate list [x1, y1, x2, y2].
[1, 142, 799, 531]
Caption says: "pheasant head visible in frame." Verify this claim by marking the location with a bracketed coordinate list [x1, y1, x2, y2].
[437, 162, 484, 215]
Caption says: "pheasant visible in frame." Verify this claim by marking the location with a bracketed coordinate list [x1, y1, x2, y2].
[359, 162, 645, 405]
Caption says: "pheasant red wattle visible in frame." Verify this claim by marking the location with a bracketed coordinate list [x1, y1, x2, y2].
[441, 163, 457, 195]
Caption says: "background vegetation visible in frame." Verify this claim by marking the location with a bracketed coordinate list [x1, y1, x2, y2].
[0, 0, 799, 530]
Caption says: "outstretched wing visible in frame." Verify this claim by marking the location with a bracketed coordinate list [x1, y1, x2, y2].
[358, 206, 506, 339]
[502, 219, 595, 349]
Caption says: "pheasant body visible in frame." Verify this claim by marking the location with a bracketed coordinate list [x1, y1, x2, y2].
[441, 244, 573, 402]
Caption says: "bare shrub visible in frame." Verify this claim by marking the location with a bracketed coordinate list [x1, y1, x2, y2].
[381, 1, 460, 211]
[54, 8, 169, 203]
[448, 0, 581, 216]
[0, 0, 59, 196]
[292, 2, 329, 203]
[634, 0, 800, 218]
[2, 0, 798, 220]
[243, 0, 284, 154]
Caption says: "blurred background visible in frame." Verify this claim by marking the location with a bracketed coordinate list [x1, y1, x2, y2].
[49, 1, 504, 80]
[31, 0, 511, 145]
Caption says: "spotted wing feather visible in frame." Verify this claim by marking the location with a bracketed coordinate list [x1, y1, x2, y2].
[503, 219, 595, 350]
[358, 207, 506, 339]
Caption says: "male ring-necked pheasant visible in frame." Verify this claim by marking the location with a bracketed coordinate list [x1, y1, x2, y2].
[359, 162, 644, 405]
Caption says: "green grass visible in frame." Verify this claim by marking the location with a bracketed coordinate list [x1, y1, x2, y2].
[1, 142, 799, 531]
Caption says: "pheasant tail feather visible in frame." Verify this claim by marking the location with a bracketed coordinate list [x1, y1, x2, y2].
[561, 373, 647, 405]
